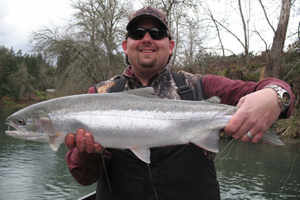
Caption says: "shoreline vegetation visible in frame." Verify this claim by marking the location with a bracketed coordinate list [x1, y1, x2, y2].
[0, 90, 55, 107]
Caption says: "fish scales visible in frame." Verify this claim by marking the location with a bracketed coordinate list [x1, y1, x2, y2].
[5, 88, 284, 163]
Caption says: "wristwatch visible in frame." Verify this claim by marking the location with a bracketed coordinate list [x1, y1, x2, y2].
[264, 84, 291, 112]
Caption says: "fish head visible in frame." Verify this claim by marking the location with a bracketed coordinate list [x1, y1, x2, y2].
[5, 108, 52, 143]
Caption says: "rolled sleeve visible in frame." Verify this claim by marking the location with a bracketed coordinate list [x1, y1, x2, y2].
[202, 74, 295, 118]
[66, 148, 111, 186]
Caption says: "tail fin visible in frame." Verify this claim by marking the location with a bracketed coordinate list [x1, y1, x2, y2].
[261, 124, 284, 146]
[261, 132, 284, 146]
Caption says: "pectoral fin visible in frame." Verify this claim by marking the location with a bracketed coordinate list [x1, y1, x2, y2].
[130, 146, 151, 164]
[49, 133, 64, 151]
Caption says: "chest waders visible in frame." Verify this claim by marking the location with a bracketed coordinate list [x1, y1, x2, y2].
[95, 72, 221, 200]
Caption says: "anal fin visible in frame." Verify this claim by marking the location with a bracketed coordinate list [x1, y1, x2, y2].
[130, 146, 151, 164]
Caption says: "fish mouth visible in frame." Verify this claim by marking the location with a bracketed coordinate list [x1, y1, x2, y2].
[5, 130, 23, 139]
[5, 122, 49, 142]
[5, 123, 25, 138]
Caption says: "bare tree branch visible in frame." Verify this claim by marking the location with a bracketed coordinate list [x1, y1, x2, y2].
[201, 2, 226, 57]
[258, 0, 276, 34]
[238, 0, 249, 59]
[253, 28, 269, 52]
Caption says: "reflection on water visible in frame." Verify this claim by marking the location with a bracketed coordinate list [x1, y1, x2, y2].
[0, 105, 300, 199]
[216, 139, 300, 199]
[0, 106, 95, 200]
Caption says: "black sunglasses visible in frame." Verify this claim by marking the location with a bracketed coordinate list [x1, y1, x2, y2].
[127, 27, 170, 40]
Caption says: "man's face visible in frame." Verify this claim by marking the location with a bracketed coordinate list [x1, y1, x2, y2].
[122, 18, 174, 79]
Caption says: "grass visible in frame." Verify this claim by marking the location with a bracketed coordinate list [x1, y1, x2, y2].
[0, 91, 55, 107]
[35, 91, 55, 100]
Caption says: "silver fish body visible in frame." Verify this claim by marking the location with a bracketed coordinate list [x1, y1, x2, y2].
[5, 88, 284, 163]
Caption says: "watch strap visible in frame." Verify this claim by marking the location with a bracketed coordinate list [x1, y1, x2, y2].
[264, 84, 290, 112]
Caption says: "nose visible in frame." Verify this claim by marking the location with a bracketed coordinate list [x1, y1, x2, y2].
[142, 32, 152, 43]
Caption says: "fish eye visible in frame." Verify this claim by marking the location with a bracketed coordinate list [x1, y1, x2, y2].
[14, 118, 26, 125]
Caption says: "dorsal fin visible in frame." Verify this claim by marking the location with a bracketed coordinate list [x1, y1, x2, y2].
[124, 87, 157, 98]
[205, 96, 221, 104]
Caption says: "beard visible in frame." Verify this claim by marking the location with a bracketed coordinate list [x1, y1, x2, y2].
[138, 57, 157, 68]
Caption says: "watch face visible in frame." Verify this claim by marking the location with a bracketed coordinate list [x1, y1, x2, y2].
[282, 92, 291, 106]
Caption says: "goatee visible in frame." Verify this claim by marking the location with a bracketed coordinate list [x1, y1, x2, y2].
[138, 59, 157, 68]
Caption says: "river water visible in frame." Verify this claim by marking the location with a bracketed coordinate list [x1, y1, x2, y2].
[0, 105, 299, 200]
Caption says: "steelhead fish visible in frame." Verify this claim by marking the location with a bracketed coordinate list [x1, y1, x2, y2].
[5, 88, 284, 163]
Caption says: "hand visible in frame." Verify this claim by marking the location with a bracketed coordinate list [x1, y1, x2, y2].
[65, 128, 105, 154]
[224, 88, 281, 143]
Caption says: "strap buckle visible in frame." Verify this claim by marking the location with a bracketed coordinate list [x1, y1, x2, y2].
[177, 85, 191, 94]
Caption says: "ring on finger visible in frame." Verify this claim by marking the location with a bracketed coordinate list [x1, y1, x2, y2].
[246, 131, 254, 139]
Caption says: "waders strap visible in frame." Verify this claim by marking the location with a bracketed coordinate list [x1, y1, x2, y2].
[171, 71, 194, 101]
[110, 76, 127, 93]
[110, 72, 194, 101]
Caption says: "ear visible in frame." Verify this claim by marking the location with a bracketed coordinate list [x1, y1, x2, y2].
[122, 40, 128, 55]
[169, 40, 175, 55]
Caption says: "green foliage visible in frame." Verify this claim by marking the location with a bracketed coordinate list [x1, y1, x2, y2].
[0, 46, 55, 101]
[34, 90, 53, 100]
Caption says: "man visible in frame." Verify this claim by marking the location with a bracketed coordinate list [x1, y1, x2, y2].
[65, 6, 294, 200]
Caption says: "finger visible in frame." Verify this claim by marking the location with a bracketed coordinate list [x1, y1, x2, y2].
[84, 132, 105, 154]
[229, 111, 270, 142]
[224, 109, 247, 139]
[240, 129, 263, 143]
[65, 133, 76, 150]
[241, 130, 254, 143]
[251, 132, 263, 143]
[94, 143, 105, 154]
[76, 128, 86, 152]
[85, 132, 95, 153]
[239, 117, 269, 143]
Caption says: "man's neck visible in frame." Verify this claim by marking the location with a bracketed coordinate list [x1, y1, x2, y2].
[135, 68, 168, 86]
[124, 65, 168, 86]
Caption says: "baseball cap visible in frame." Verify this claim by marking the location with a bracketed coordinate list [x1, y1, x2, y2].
[126, 6, 170, 32]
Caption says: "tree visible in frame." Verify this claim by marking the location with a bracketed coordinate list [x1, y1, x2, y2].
[0, 46, 54, 101]
[201, 3, 226, 57]
[7, 62, 31, 101]
[71, 0, 131, 79]
[31, 0, 133, 94]
[139, 0, 202, 68]
[201, 0, 252, 63]
[0, 47, 18, 100]
[265, 0, 292, 78]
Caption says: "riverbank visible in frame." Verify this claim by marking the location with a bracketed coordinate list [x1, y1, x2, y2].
[283, 138, 300, 144]
[0, 92, 52, 107]
[0, 98, 43, 107]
